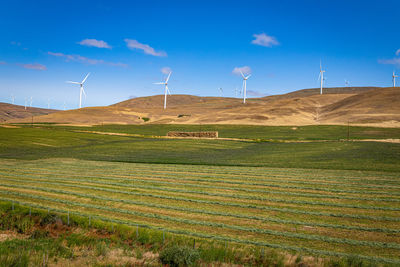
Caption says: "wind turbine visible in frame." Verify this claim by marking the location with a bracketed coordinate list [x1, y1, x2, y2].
[66, 73, 90, 109]
[235, 87, 238, 97]
[29, 96, 33, 107]
[219, 87, 223, 97]
[345, 79, 350, 87]
[240, 71, 251, 104]
[24, 97, 27, 110]
[154, 72, 172, 110]
[63, 101, 67, 111]
[47, 98, 51, 109]
[10, 94, 15, 104]
[393, 71, 398, 87]
[318, 61, 326, 95]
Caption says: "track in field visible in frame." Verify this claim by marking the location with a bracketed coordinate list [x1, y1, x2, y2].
[1, 158, 400, 263]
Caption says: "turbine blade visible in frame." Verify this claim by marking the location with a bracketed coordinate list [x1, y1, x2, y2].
[153, 82, 165, 85]
[165, 72, 172, 83]
[240, 70, 245, 78]
[246, 74, 251, 79]
[66, 81, 80, 84]
[82, 73, 90, 84]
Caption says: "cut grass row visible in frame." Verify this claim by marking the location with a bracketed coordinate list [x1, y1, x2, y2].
[3, 167, 400, 194]
[0, 182, 399, 234]
[2, 172, 398, 211]
[1, 177, 399, 224]
[3, 198, 400, 265]
[2, 168, 399, 204]
[3, 189, 400, 251]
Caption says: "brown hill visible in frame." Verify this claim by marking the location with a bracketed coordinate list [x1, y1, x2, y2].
[320, 87, 400, 124]
[4, 87, 400, 127]
[0, 103, 57, 122]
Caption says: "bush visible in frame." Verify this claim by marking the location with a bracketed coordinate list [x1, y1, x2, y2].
[159, 245, 200, 267]
[142, 117, 150, 122]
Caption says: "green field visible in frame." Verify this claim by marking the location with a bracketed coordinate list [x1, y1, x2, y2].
[1, 124, 400, 265]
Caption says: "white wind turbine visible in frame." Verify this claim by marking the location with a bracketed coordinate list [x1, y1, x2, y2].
[345, 79, 350, 87]
[318, 61, 326, 95]
[240, 70, 251, 104]
[154, 72, 172, 110]
[66, 73, 90, 109]
[219, 87, 223, 97]
[24, 97, 27, 110]
[29, 96, 33, 107]
[10, 94, 15, 104]
[393, 71, 398, 87]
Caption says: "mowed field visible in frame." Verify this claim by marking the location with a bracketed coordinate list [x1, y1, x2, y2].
[1, 124, 400, 264]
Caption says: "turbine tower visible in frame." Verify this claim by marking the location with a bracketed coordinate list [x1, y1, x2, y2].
[29, 96, 33, 107]
[240, 70, 251, 104]
[318, 61, 326, 95]
[393, 71, 398, 88]
[345, 79, 349, 87]
[219, 87, 223, 97]
[10, 94, 15, 104]
[154, 72, 172, 109]
[66, 73, 90, 109]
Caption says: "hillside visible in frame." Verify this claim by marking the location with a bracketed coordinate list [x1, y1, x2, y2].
[4, 87, 399, 127]
[0, 102, 57, 122]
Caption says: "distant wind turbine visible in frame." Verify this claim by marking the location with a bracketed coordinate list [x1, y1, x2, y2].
[10, 94, 15, 104]
[318, 61, 326, 95]
[219, 87, 223, 97]
[29, 96, 33, 107]
[235, 87, 238, 97]
[47, 98, 51, 109]
[240, 70, 251, 104]
[66, 73, 90, 108]
[24, 97, 27, 110]
[63, 101, 67, 111]
[154, 71, 172, 109]
[345, 79, 350, 87]
[393, 71, 398, 87]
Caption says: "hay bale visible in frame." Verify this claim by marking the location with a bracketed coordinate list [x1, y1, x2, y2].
[167, 131, 218, 138]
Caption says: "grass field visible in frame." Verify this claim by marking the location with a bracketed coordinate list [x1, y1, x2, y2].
[1, 124, 400, 265]
[1, 158, 400, 264]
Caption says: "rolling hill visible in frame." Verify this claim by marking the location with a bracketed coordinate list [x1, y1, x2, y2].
[3, 87, 399, 127]
[0, 103, 57, 122]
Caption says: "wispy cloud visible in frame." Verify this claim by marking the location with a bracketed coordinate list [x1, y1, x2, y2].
[48, 52, 128, 67]
[124, 39, 167, 57]
[78, 39, 111, 49]
[161, 67, 172, 74]
[0, 61, 6, 65]
[18, 63, 47, 70]
[10, 41, 21, 46]
[251, 33, 279, 47]
[378, 58, 400, 66]
[378, 49, 400, 66]
[247, 90, 268, 97]
[232, 66, 251, 76]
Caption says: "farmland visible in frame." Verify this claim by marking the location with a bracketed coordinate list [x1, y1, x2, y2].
[1, 124, 400, 265]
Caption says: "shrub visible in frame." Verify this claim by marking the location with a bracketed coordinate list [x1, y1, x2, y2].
[142, 117, 150, 122]
[159, 245, 200, 267]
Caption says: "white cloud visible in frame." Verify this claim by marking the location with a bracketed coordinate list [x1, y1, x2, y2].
[251, 33, 279, 47]
[232, 66, 251, 76]
[378, 58, 400, 66]
[78, 39, 111, 49]
[48, 52, 128, 67]
[18, 63, 47, 70]
[396, 49, 400, 56]
[161, 67, 172, 74]
[0, 61, 6, 65]
[124, 39, 167, 57]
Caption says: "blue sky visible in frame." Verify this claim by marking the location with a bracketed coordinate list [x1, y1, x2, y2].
[1, 0, 399, 109]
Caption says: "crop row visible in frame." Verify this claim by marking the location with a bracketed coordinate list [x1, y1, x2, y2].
[2, 172, 399, 211]
[1, 176, 398, 222]
[2, 197, 399, 265]
[2, 189, 400, 251]
[2, 169, 398, 203]
[1, 182, 399, 234]
[3, 166, 400, 191]
[11, 161, 399, 183]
